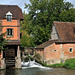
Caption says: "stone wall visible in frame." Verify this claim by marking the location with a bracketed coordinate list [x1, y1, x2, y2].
[35, 49, 44, 58]
[0, 58, 6, 69]
[50, 25, 59, 40]
[61, 43, 75, 60]
[44, 43, 75, 64]
[36, 43, 75, 65]
[44, 43, 61, 61]
[15, 45, 21, 69]
[15, 57, 21, 69]
[45, 59, 61, 65]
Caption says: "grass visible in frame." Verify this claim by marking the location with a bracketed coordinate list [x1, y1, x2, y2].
[42, 63, 64, 68]
[41, 58, 75, 69]
[47, 63, 64, 68]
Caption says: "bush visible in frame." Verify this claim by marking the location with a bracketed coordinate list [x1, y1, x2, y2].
[47, 63, 64, 68]
[64, 58, 75, 69]
[46, 58, 75, 69]
[33, 53, 43, 62]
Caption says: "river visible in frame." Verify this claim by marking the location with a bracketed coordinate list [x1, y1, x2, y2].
[0, 68, 75, 75]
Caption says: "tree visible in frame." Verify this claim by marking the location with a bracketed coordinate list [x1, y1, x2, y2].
[0, 23, 6, 51]
[20, 12, 35, 48]
[0, 35, 6, 50]
[59, 8, 75, 22]
[24, 0, 75, 46]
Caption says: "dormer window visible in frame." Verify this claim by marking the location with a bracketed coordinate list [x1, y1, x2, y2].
[7, 15, 12, 21]
[6, 11, 12, 22]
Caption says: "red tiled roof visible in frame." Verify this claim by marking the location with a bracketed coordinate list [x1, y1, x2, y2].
[54, 21, 75, 42]
[36, 21, 75, 48]
[0, 5, 23, 20]
[36, 40, 58, 48]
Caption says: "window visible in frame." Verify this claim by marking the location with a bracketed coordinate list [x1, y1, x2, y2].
[7, 15, 12, 21]
[7, 29, 13, 36]
[54, 50, 56, 51]
[69, 48, 73, 53]
[6, 11, 12, 22]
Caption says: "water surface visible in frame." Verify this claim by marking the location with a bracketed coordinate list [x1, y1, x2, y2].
[0, 68, 75, 75]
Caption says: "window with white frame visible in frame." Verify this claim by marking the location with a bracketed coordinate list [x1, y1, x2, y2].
[6, 11, 12, 22]
[54, 50, 56, 51]
[7, 29, 13, 36]
[69, 48, 73, 53]
[7, 15, 12, 21]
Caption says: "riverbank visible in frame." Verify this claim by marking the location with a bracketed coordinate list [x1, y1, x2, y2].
[42, 58, 75, 69]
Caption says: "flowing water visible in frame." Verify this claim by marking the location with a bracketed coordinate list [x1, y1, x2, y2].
[21, 60, 51, 69]
[0, 61, 75, 75]
[0, 68, 75, 75]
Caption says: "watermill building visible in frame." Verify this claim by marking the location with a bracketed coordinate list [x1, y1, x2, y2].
[0, 5, 23, 69]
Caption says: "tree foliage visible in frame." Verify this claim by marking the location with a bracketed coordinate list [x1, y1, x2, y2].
[0, 23, 6, 50]
[21, 0, 75, 47]
[0, 35, 6, 50]
[20, 13, 35, 48]
[59, 8, 75, 22]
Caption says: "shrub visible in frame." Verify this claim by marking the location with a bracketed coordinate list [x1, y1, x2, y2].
[47, 63, 64, 68]
[33, 53, 43, 62]
[64, 58, 75, 69]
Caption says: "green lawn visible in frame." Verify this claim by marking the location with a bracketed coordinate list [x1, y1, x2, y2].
[42, 58, 75, 69]
[64, 58, 75, 69]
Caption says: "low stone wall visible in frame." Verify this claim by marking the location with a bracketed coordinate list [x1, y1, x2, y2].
[0, 58, 6, 70]
[15, 57, 21, 69]
[45, 59, 61, 65]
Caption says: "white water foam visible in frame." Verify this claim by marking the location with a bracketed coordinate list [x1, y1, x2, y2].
[22, 60, 51, 69]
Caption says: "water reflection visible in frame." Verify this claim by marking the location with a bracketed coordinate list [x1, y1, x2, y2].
[0, 68, 75, 75]
[0, 69, 22, 75]
[0, 70, 6, 75]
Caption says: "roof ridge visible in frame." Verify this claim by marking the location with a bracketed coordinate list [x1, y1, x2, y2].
[54, 21, 75, 42]
[36, 40, 58, 48]
[53, 21, 75, 24]
[0, 5, 23, 20]
[0, 4, 18, 6]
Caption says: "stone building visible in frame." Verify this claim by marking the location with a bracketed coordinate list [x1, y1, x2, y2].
[35, 21, 75, 65]
[0, 5, 23, 69]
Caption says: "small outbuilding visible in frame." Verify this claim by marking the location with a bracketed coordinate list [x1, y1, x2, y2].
[35, 21, 75, 65]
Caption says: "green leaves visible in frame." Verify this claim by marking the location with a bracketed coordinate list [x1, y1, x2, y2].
[0, 35, 6, 50]
[59, 8, 75, 22]
[20, 13, 35, 48]
[22, 0, 75, 47]
[64, 58, 75, 69]
[0, 23, 6, 50]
